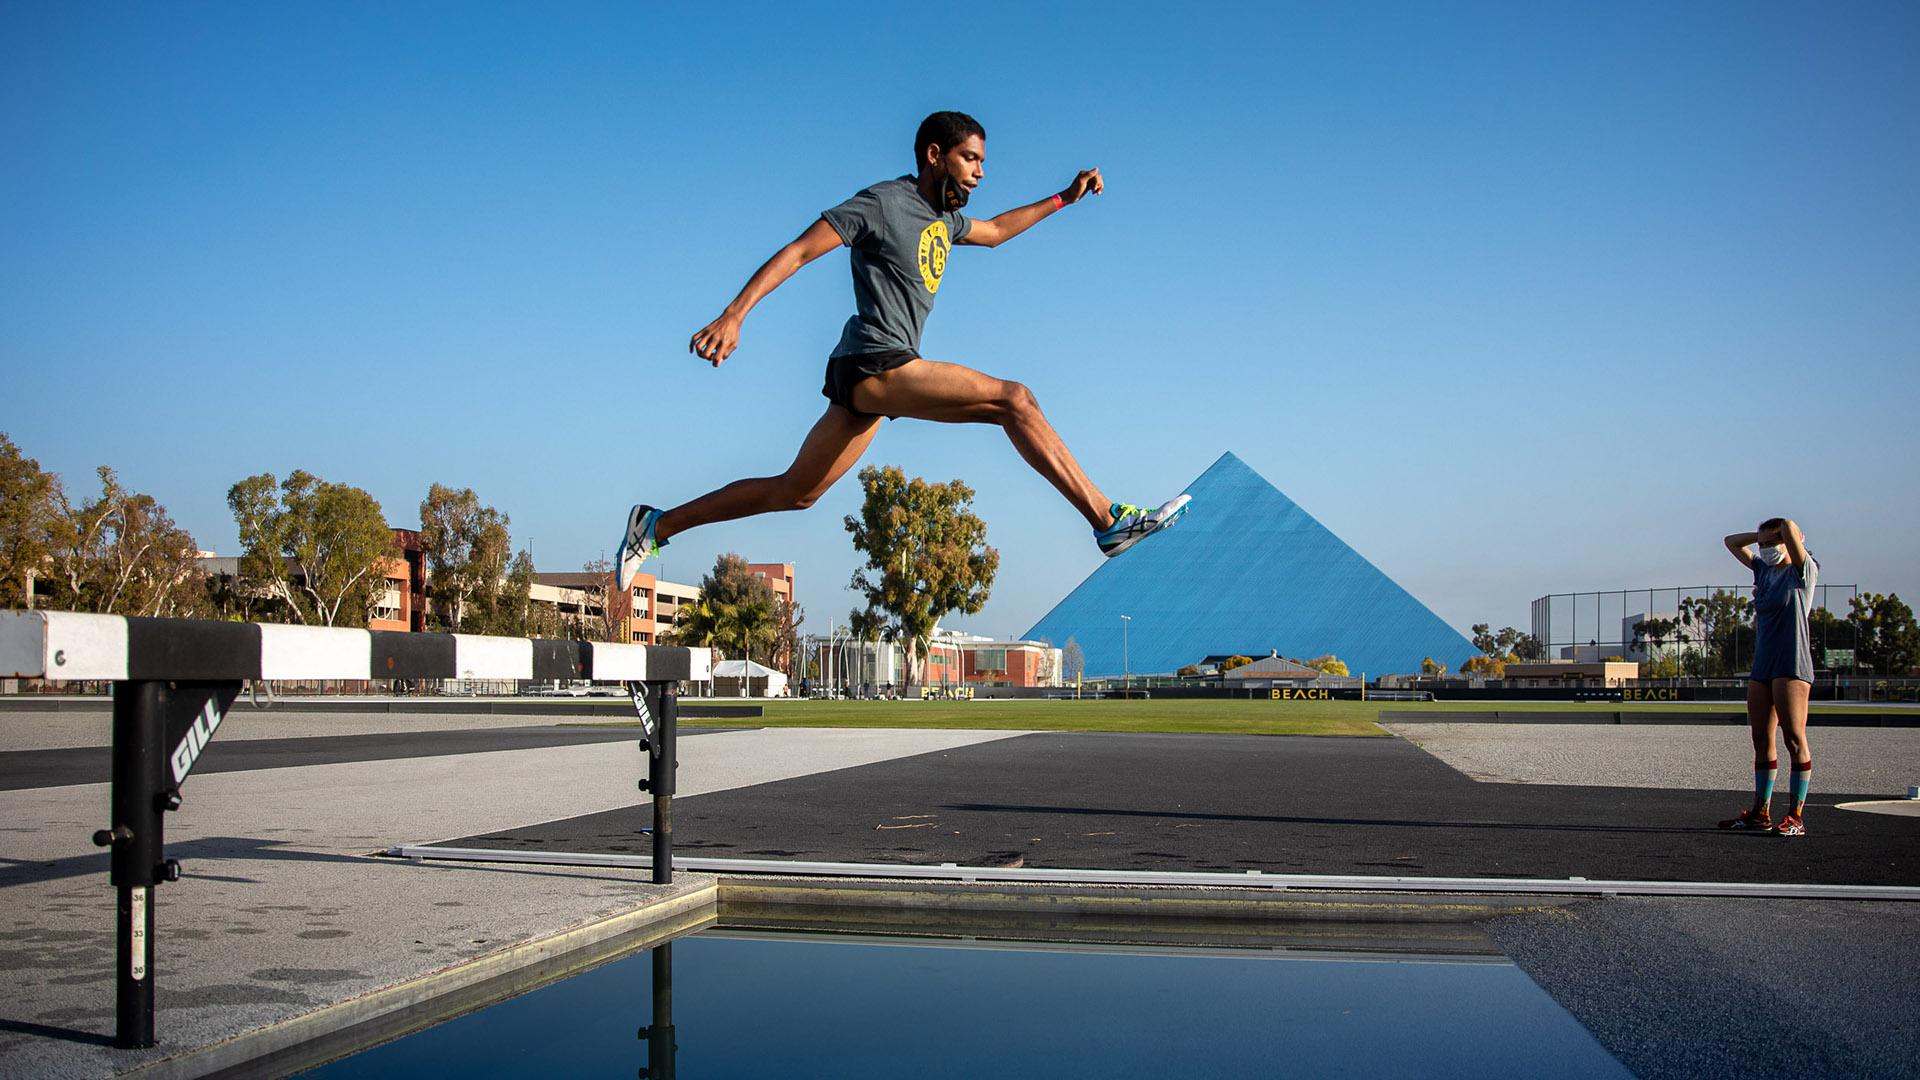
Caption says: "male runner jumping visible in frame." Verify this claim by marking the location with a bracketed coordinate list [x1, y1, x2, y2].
[616, 111, 1190, 589]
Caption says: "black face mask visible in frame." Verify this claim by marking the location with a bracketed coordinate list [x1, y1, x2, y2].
[941, 173, 970, 211]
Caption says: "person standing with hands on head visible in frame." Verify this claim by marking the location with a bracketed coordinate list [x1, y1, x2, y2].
[613, 111, 1191, 589]
[1718, 517, 1819, 836]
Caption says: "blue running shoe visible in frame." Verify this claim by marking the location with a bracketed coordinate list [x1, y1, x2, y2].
[1096, 494, 1191, 558]
[616, 505, 666, 590]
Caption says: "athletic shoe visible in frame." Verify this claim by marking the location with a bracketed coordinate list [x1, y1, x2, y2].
[615, 504, 666, 591]
[1773, 813, 1805, 837]
[1717, 808, 1774, 831]
[1096, 494, 1192, 558]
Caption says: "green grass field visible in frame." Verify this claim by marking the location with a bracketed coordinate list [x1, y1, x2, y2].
[594, 696, 1850, 738]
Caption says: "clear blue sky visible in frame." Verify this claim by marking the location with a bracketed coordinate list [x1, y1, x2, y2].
[4, 2, 1916, 641]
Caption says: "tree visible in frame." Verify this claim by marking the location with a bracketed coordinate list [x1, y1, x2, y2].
[1305, 654, 1350, 676]
[1061, 636, 1085, 684]
[44, 466, 207, 617]
[419, 484, 512, 632]
[1511, 633, 1545, 661]
[1221, 654, 1253, 672]
[717, 597, 777, 692]
[0, 433, 58, 608]
[1031, 636, 1059, 686]
[228, 471, 396, 627]
[1631, 616, 1682, 657]
[1467, 624, 1529, 675]
[1470, 624, 1528, 658]
[1420, 657, 1447, 677]
[667, 597, 723, 654]
[848, 606, 885, 649]
[1462, 654, 1510, 678]
[844, 466, 998, 686]
[699, 553, 778, 611]
[1641, 653, 1684, 680]
[489, 549, 539, 637]
[668, 553, 781, 659]
[578, 555, 622, 642]
[1679, 590, 1754, 677]
[1849, 593, 1920, 676]
[1177, 664, 1201, 678]
[1808, 605, 1853, 670]
[769, 598, 805, 677]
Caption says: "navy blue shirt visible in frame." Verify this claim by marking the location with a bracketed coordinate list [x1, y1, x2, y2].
[1751, 553, 1818, 682]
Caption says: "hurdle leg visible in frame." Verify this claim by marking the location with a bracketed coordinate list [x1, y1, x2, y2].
[94, 679, 239, 1049]
[105, 681, 165, 1048]
[649, 683, 678, 884]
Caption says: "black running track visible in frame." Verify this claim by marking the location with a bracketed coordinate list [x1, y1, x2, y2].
[0, 725, 734, 792]
[440, 732, 1920, 887]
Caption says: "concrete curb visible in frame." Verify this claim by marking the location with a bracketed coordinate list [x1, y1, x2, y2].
[718, 876, 1568, 920]
[716, 877, 1567, 956]
[123, 877, 718, 1080]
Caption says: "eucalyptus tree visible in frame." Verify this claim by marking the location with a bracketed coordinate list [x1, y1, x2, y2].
[47, 466, 205, 617]
[228, 470, 395, 627]
[418, 483, 512, 632]
[843, 465, 997, 687]
[0, 433, 57, 608]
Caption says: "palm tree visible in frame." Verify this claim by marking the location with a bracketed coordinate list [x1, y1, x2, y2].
[666, 599, 723, 696]
[716, 599, 777, 696]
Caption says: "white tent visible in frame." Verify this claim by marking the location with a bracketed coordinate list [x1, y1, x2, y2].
[709, 658, 788, 698]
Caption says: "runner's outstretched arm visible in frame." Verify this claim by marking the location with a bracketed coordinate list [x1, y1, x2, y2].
[690, 219, 844, 365]
[959, 168, 1104, 248]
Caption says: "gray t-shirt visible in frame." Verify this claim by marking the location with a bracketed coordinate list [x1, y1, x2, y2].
[821, 176, 971, 359]
[1751, 553, 1819, 682]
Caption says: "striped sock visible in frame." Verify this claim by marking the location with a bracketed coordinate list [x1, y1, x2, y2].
[1789, 759, 1812, 816]
[1754, 759, 1778, 816]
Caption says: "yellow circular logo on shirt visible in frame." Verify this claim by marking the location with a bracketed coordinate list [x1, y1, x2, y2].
[918, 221, 950, 294]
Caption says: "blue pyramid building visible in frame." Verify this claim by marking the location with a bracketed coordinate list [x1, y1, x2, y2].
[1024, 452, 1474, 678]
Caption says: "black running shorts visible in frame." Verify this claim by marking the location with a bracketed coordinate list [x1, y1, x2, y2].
[822, 349, 917, 418]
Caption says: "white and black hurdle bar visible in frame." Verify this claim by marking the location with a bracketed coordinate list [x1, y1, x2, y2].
[0, 609, 708, 1050]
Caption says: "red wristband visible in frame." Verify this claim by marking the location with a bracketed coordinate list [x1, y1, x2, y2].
[1051, 193, 1065, 210]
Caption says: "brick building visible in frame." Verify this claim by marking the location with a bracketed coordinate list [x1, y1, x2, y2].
[958, 638, 1062, 688]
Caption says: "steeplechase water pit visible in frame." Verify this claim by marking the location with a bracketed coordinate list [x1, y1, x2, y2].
[295, 924, 1632, 1079]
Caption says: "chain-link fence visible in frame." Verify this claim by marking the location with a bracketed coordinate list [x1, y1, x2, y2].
[1530, 583, 1861, 675]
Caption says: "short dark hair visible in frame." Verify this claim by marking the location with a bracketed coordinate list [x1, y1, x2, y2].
[914, 111, 984, 170]
[1758, 517, 1786, 531]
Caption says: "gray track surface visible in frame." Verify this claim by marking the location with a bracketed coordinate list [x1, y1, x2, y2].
[1490, 897, 1920, 1080]
[1387, 722, 1920, 794]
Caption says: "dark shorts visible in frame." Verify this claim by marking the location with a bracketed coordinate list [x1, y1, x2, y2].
[823, 349, 917, 417]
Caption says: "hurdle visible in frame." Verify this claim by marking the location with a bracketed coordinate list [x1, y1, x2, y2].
[0, 609, 708, 1050]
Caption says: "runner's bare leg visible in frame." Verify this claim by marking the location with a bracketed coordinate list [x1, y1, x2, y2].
[653, 405, 881, 543]
[851, 359, 1113, 530]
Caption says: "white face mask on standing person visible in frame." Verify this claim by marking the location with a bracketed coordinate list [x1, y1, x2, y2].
[1757, 544, 1788, 567]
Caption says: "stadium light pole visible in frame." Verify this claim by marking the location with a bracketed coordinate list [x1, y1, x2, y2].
[1120, 614, 1132, 692]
